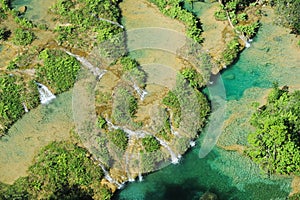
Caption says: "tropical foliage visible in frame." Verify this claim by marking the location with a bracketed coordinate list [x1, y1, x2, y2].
[247, 84, 300, 175]
[272, 0, 300, 34]
[0, 75, 39, 136]
[149, 0, 203, 43]
[12, 28, 35, 46]
[107, 129, 128, 151]
[37, 49, 80, 93]
[222, 38, 240, 66]
[0, 141, 112, 200]
[112, 87, 137, 125]
[142, 136, 160, 153]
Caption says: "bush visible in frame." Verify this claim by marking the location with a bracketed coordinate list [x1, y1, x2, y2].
[221, 38, 240, 65]
[180, 68, 204, 89]
[142, 136, 160, 152]
[107, 129, 128, 151]
[112, 87, 138, 125]
[13, 28, 35, 46]
[37, 49, 80, 93]
[0, 27, 7, 40]
[214, 9, 227, 21]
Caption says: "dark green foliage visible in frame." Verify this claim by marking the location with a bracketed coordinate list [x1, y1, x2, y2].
[180, 67, 204, 89]
[162, 91, 181, 127]
[273, 0, 300, 34]
[121, 56, 146, 88]
[0, 8, 7, 20]
[0, 75, 39, 136]
[97, 115, 107, 129]
[51, 0, 123, 50]
[107, 129, 128, 151]
[236, 22, 260, 38]
[222, 38, 240, 65]
[37, 49, 80, 93]
[247, 85, 300, 175]
[142, 136, 160, 152]
[112, 87, 137, 125]
[121, 56, 139, 71]
[27, 142, 105, 199]
[12, 28, 35, 46]
[0, 74, 38, 136]
[0, 27, 9, 40]
[0, 0, 10, 11]
[14, 17, 34, 28]
[0, 177, 30, 200]
[214, 9, 227, 21]
[149, 0, 203, 43]
[0, 141, 112, 200]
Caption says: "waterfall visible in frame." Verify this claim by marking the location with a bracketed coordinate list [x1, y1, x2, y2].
[36, 83, 56, 104]
[133, 83, 147, 101]
[98, 17, 124, 29]
[99, 163, 124, 189]
[65, 51, 107, 79]
[106, 120, 181, 164]
[138, 172, 143, 182]
[106, 120, 146, 138]
[190, 141, 196, 147]
[154, 136, 181, 164]
[22, 103, 28, 112]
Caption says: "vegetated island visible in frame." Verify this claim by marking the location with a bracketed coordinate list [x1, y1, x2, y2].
[0, 0, 299, 199]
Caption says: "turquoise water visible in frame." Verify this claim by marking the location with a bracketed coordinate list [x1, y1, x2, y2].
[114, 6, 300, 200]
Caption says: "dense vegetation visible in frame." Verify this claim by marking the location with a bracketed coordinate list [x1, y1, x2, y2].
[51, 0, 123, 50]
[37, 49, 80, 93]
[121, 56, 147, 88]
[247, 84, 300, 175]
[221, 38, 240, 66]
[12, 28, 35, 46]
[112, 87, 137, 125]
[142, 136, 160, 153]
[0, 141, 112, 200]
[0, 74, 39, 136]
[271, 0, 300, 34]
[148, 0, 203, 43]
[107, 129, 128, 151]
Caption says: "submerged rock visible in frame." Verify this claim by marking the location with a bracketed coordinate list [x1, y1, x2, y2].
[200, 191, 218, 200]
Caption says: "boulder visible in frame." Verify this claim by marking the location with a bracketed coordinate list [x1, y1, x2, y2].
[200, 191, 218, 200]
[18, 6, 27, 14]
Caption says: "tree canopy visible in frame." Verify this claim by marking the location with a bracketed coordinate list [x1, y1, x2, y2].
[247, 84, 300, 175]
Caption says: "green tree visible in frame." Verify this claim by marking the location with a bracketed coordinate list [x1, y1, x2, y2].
[247, 86, 300, 175]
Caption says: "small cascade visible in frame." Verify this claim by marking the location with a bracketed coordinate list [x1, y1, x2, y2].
[169, 121, 179, 136]
[106, 119, 146, 138]
[190, 140, 196, 147]
[65, 51, 107, 79]
[99, 163, 124, 189]
[138, 172, 143, 182]
[154, 136, 181, 164]
[133, 83, 147, 101]
[125, 154, 135, 182]
[98, 17, 124, 29]
[36, 83, 56, 104]
[22, 103, 28, 113]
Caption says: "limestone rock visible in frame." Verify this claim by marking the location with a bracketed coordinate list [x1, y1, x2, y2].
[18, 6, 27, 14]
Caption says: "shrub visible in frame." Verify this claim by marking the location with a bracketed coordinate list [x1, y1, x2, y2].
[221, 38, 240, 65]
[107, 129, 128, 151]
[142, 136, 160, 152]
[37, 49, 80, 93]
[13, 28, 35, 46]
